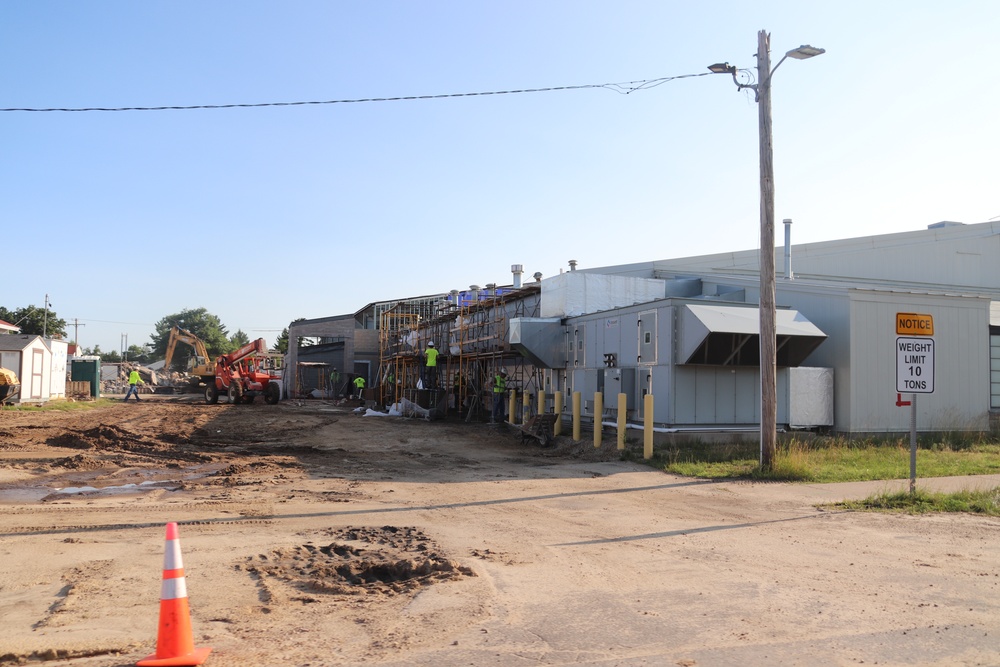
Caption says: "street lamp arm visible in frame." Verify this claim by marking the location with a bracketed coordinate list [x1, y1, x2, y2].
[706, 64, 759, 99]
[770, 54, 790, 78]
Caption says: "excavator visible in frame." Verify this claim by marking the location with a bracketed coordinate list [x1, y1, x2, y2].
[164, 326, 216, 389]
[205, 337, 282, 405]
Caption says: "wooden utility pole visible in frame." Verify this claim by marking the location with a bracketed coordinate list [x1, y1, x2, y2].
[757, 29, 777, 469]
[72, 318, 86, 347]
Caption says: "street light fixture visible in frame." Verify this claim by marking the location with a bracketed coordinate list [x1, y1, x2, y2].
[785, 45, 826, 60]
[707, 62, 737, 75]
[708, 31, 824, 469]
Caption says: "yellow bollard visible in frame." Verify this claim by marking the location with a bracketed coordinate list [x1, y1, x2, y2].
[509, 391, 517, 425]
[643, 394, 654, 459]
[572, 391, 582, 441]
[617, 393, 627, 450]
[538, 388, 545, 416]
[594, 391, 603, 448]
[553, 391, 563, 436]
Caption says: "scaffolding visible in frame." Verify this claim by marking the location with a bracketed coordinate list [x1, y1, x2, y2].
[377, 284, 542, 422]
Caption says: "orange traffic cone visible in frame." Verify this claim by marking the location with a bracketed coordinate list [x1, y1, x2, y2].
[137, 522, 213, 666]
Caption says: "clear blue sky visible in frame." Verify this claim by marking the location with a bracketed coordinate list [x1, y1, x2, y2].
[3, 2, 998, 354]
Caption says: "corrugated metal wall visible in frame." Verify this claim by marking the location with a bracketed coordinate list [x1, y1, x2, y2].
[848, 290, 989, 433]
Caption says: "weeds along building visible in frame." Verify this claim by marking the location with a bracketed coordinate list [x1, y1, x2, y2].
[285, 221, 1000, 435]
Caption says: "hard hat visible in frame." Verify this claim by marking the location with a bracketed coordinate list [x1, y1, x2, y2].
[500, 369, 507, 375]
[428, 341, 435, 347]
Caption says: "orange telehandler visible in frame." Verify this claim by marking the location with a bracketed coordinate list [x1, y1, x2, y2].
[205, 337, 282, 405]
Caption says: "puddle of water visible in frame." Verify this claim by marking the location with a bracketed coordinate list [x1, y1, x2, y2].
[0, 487, 51, 503]
[0, 461, 232, 504]
[54, 480, 176, 495]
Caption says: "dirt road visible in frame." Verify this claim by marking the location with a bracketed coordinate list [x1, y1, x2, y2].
[1, 397, 998, 666]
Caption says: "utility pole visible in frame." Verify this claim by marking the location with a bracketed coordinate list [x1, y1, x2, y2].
[43, 294, 50, 338]
[708, 35, 824, 470]
[121, 333, 128, 362]
[72, 318, 86, 348]
[757, 29, 778, 469]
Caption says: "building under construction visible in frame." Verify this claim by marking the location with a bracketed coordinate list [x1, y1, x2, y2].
[377, 271, 544, 421]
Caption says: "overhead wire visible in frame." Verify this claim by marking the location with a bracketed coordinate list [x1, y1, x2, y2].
[0, 72, 712, 113]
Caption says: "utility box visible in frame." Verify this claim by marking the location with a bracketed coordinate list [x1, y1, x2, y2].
[581, 369, 603, 401]
[603, 368, 636, 408]
[786, 367, 834, 428]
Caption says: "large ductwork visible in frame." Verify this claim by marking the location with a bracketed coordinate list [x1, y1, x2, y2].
[509, 318, 565, 369]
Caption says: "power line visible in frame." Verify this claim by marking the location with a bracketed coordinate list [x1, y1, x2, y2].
[0, 73, 710, 113]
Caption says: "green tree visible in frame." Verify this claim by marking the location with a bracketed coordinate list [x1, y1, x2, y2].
[149, 308, 233, 361]
[0, 305, 67, 338]
[125, 344, 153, 364]
[230, 329, 250, 348]
[78, 346, 122, 363]
[272, 318, 306, 353]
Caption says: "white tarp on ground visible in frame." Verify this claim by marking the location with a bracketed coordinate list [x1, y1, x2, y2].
[541, 272, 666, 318]
[363, 398, 430, 419]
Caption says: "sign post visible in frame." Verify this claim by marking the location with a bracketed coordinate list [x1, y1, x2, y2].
[895, 313, 935, 494]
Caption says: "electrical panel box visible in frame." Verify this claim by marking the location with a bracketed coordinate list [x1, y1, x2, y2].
[603, 367, 636, 409]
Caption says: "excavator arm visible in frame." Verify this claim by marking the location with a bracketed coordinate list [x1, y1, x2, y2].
[164, 326, 216, 384]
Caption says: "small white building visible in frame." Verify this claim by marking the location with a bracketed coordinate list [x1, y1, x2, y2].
[0, 335, 67, 404]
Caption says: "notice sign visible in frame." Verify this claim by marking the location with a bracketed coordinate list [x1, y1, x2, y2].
[896, 336, 935, 393]
[896, 312, 934, 336]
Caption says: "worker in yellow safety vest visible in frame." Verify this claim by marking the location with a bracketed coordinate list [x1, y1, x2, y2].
[353, 375, 366, 400]
[124, 369, 143, 402]
[491, 369, 507, 422]
[424, 341, 439, 390]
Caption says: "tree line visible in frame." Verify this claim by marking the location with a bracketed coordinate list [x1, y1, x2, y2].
[1, 305, 302, 367]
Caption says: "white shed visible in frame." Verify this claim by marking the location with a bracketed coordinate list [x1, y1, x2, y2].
[0, 335, 63, 404]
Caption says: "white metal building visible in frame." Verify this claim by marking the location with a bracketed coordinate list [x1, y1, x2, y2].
[528, 220, 1000, 434]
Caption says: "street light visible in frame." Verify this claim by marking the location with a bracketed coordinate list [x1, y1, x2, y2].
[708, 31, 824, 469]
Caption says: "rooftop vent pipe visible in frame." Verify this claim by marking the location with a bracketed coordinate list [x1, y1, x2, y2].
[469, 285, 480, 301]
[568, 259, 578, 271]
[783, 219, 793, 280]
[533, 272, 543, 282]
[486, 283, 496, 296]
[511, 264, 523, 288]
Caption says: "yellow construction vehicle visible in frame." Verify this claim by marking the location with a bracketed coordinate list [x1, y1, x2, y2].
[0, 367, 20, 405]
[164, 326, 216, 388]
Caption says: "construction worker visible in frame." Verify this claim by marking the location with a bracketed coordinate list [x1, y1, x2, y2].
[492, 369, 508, 422]
[330, 367, 341, 397]
[424, 341, 439, 390]
[123, 368, 143, 402]
[353, 375, 366, 400]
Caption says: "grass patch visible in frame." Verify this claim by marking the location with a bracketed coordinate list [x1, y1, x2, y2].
[832, 487, 1000, 515]
[632, 434, 1000, 483]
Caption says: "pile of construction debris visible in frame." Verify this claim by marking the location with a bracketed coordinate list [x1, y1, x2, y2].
[100, 363, 194, 395]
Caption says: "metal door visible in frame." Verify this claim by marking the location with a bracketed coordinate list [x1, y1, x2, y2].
[638, 310, 657, 365]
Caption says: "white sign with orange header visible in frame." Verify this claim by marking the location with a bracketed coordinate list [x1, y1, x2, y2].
[896, 312, 934, 394]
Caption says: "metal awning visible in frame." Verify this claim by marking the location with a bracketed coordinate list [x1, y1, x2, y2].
[679, 304, 827, 367]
